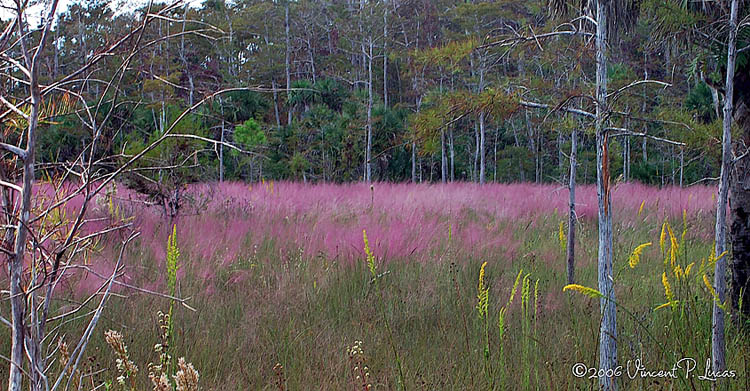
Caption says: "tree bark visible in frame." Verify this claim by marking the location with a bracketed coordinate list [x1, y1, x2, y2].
[285, 1, 292, 126]
[441, 128, 447, 183]
[450, 128, 455, 182]
[365, 38, 373, 183]
[595, 2, 617, 390]
[412, 141, 417, 183]
[479, 111, 486, 184]
[712, 0, 738, 376]
[383, 0, 388, 107]
[730, 99, 750, 322]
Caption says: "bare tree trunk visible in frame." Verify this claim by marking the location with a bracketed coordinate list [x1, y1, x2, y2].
[219, 98, 225, 182]
[450, 128, 455, 182]
[263, 29, 281, 127]
[479, 111, 486, 184]
[567, 128, 577, 285]
[365, 38, 373, 183]
[441, 128, 447, 183]
[595, 2, 617, 390]
[493, 128, 498, 182]
[712, 0, 738, 377]
[679, 146, 683, 188]
[418, 154, 422, 183]
[412, 141, 417, 183]
[473, 123, 479, 182]
[180, 3, 194, 106]
[7, 2, 57, 385]
[383, 0, 388, 107]
[730, 100, 750, 322]
[285, 1, 292, 126]
[272, 79, 281, 127]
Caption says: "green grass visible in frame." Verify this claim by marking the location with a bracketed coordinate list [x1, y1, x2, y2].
[1, 212, 748, 390]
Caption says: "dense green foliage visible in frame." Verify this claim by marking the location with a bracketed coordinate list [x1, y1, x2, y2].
[11, 0, 747, 185]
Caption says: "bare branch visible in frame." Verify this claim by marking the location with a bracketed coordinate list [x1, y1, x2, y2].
[0, 179, 22, 193]
[519, 99, 595, 119]
[0, 142, 27, 159]
[50, 232, 138, 391]
[607, 128, 686, 146]
[607, 79, 671, 102]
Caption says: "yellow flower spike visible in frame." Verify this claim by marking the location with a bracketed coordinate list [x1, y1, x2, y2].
[662, 272, 674, 303]
[638, 200, 645, 216]
[674, 264, 683, 281]
[655, 301, 678, 311]
[478, 262, 488, 292]
[508, 269, 523, 307]
[629, 242, 652, 269]
[558, 221, 566, 252]
[362, 230, 376, 277]
[476, 262, 489, 319]
[684, 262, 694, 277]
[666, 224, 679, 268]
[703, 274, 717, 298]
[715, 250, 728, 262]
[562, 284, 604, 299]
[534, 279, 540, 317]
[681, 210, 688, 246]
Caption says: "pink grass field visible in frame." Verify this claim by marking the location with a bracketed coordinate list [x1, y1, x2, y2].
[50, 181, 717, 294]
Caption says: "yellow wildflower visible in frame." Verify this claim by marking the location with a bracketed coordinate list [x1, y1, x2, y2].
[558, 221, 566, 251]
[508, 269, 523, 307]
[476, 262, 489, 319]
[562, 284, 604, 299]
[628, 242, 652, 268]
[703, 274, 717, 299]
[363, 230, 376, 277]
[655, 301, 678, 310]
[674, 264, 683, 280]
[662, 272, 674, 302]
[684, 262, 694, 277]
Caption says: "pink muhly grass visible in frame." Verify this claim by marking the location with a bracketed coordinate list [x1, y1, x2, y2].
[20, 180, 718, 296]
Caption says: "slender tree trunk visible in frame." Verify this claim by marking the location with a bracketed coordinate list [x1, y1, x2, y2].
[441, 129, 447, 183]
[473, 123, 479, 183]
[272, 79, 281, 127]
[450, 128, 455, 182]
[418, 154, 422, 183]
[308, 37, 316, 84]
[493, 128, 498, 182]
[219, 99, 225, 182]
[479, 111, 486, 184]
[7, 3, 56, 384]
[712, 0, 738, 377]
[366, 38, 373, 183]
[412, 141, 417, 183]
[730, 100, 750, 322]
[567, 128, 577, 285]
[383, 0, 388, 107]
[285, 2, 292, 126]
[595, 2, 617, 390]
[679, 146, 683, 188]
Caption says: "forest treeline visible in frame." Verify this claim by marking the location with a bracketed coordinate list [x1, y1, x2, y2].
[4, 0, 747, 186]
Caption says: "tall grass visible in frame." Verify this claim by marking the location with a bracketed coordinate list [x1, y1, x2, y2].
[1, 182, 745, 390]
